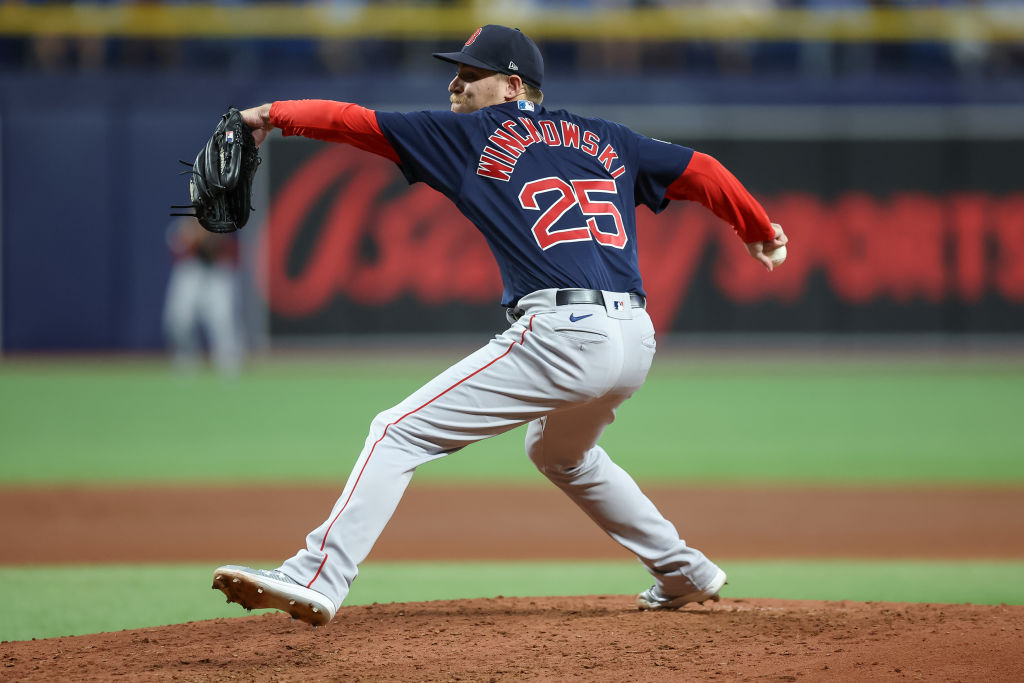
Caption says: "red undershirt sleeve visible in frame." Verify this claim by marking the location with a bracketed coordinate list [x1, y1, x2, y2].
[269, 100, 400, 163]
[666, 151, 775, 243]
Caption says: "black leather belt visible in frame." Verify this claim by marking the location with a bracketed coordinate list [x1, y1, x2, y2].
[554, 289, 646, 308]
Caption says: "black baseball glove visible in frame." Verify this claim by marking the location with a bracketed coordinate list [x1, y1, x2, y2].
[172, 107, 261, 233]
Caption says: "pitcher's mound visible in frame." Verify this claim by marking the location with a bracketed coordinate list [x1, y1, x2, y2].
[4, 596, 1023, 681]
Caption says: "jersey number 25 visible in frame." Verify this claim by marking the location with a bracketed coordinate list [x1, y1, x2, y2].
[518, 177, 627, 251]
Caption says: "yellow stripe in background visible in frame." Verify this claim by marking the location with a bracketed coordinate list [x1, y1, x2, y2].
[0, 4, 1023, 42]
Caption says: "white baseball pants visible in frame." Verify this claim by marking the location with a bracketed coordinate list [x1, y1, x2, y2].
[278, 288, 723, 608]
[163, 259, 243, 376]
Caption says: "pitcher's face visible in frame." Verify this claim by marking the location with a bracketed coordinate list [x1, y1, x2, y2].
[448, 65, 509, 114]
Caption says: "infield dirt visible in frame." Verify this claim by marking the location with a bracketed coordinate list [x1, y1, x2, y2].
[2, 485, 1023, 681]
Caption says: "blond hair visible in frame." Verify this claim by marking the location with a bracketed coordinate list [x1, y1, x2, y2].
[523, 82, 544, 106]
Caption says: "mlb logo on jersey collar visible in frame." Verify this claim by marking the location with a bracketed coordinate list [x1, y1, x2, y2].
[517, 100, 535, 112]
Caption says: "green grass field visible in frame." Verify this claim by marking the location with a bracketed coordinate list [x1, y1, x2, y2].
[1, 353, 1022, 642]
[2, 353, 1022, 485]
[4, 560, 1024, 642]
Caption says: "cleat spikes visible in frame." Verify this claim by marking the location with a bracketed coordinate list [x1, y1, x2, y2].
[212, 565, 335, 626]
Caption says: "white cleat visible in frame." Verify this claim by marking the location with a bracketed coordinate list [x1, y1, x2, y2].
[212, 565, 336, 627]
[636, 568, 728, 610]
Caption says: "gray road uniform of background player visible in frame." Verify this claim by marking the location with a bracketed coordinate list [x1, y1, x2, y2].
[163, 217, 244, 377]
[213, 25, 787, 625]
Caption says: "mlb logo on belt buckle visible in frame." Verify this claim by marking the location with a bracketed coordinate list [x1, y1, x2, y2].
[602, 291, 633, 320]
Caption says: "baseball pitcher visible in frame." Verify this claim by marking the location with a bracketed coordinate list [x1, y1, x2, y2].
[213, 24, 788, 626]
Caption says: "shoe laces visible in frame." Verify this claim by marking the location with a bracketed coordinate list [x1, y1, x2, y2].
[256, 568, 297, 585]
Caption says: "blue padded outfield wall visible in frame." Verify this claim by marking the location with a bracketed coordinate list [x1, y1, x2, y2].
[2, 71, 1023, 350]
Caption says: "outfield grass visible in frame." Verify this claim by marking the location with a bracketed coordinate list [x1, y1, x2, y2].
[3, 560, 1023, 643]
[2, 355, 1021, 643]
[1, 354, 1022, 485]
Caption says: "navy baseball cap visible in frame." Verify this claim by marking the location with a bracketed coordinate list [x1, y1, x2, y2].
[433, 25, 544, 88]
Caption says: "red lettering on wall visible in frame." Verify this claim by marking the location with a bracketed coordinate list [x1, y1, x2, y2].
[635, 205, 712, 330]
[992, 195, 1024, 300]
[259, 146, 501, 317]
[368, 186, 496, 305]
[260, 144, 1024, 326]
[951, 194, 988, 302]
[713, 193, 817, 305]
[646, 190, 1024, 319]
[258, 146, 377, 316]
[817, 192, 947, 304]
[889, 194, 946, 302]
[826, 193, 882, 303]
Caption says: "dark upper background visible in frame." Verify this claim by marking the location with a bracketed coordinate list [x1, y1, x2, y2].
[2, 1, 1023, 349]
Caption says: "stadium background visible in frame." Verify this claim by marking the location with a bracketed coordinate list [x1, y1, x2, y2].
[2, 1, 1024, 349]
[1, 1, 1023, 657]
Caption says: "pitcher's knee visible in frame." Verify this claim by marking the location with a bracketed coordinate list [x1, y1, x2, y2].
[367, 409, 455, 460]
[368, 411, 393, 438]
[527, 443, 585, 479]
[367, 410, 415, 449]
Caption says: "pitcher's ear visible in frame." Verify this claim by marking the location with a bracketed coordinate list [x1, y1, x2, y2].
[506, 74, 524, 99]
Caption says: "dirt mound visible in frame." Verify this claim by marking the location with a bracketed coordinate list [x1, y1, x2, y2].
[4, 596, 1022, 681]
[4, 485, 1023, 678]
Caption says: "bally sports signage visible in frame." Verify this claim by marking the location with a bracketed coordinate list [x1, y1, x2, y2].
[259, 138, 1024, 337]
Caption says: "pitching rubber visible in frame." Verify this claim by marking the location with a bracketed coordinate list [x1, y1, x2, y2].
[212, 565, 336, 627]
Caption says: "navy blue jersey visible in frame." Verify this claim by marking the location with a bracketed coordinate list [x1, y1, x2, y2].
[375, 101, 693, 306]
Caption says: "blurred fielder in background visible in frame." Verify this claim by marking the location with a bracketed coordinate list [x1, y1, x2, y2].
[163, 216, 245, 377]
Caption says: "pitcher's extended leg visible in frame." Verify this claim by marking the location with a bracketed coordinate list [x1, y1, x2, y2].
[278, 314, 598, 608]
[526, 399, 723, 597]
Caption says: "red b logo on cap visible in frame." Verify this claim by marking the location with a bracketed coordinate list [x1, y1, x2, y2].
[465, 27, 482, 46]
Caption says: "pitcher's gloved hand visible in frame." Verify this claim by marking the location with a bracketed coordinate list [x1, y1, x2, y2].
[172, 107, 261, 233]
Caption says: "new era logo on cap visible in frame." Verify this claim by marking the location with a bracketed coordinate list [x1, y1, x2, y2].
[432, 24, 544, 88]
